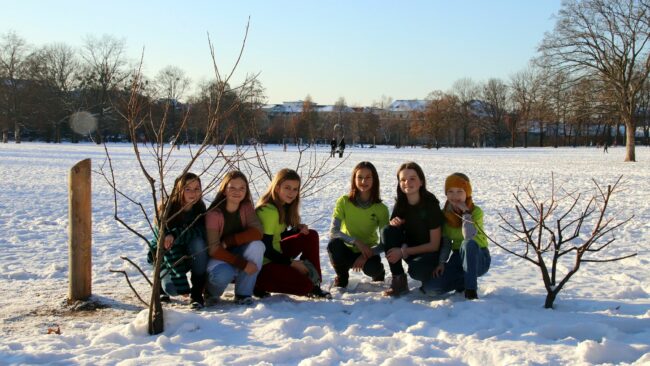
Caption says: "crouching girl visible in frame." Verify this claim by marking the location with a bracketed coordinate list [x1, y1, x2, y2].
[205, 171, 265, 305]
[254, 168, 330, 298]
[422, 173, 491, 300]
[148, 172, 208, 309]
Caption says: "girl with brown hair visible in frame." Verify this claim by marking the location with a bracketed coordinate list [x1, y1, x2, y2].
[254, 168, 330, 298]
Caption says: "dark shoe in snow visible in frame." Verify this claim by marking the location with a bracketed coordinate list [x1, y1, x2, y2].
[333, 275, 348, 288]
[309, 286, 332, 299]
[160, 294, 171, 303]
[372, 271, 386, 282]
[253, 289, 270, 298]
[383, 274, 409, 297]
[235, 295, 254, 306]
[464, 289, 478, 300]
[190, 301, 204, 310]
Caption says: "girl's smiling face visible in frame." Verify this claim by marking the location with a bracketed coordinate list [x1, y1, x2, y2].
[446, 186, 467, 207]
[182, 179, 202, 206]
[225, 177, 247, 207]
[398, 168, 422, 196]
[355, 168, 374, 194]
[276, 179, 300, 205]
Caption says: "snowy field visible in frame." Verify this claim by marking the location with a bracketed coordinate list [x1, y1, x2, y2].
[0, 142, 649, 365]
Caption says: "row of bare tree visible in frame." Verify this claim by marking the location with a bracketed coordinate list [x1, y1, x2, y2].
[2, 0, 648, 162]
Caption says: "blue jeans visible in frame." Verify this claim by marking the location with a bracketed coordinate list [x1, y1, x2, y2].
[161, 236, 208, 296]
[206, 241, 265, 298]
[422, 239, 490, 293]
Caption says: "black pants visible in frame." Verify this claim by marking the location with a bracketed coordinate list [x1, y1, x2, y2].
[327, 238, 384, 280]
[381, 225, 438, 282]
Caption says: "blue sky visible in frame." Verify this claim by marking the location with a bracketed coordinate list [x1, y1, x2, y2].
[4, 0, 562, 106]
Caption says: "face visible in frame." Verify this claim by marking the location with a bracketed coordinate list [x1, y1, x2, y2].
[276, 179, 300, 205]
[398, 169, 422, 196]
[355, 168, 374, 193]
[225, 177, 247, 206]
[446, 187, 467, 206]
[182, 179, 202, 206]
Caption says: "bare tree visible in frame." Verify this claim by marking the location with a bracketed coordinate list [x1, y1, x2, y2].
[491, 175, 636, 308]
[510, 65, 544, 148]
[539, 0, 650, 162]
[154, 65, 191, 102]
[102, 25, 256, 334]
[0, 31, 29, 143]
[31, 43, 81, 142]
[481, 78, 509, 147]
[450, 78, 479, 147]
[79, 34, 129, 141]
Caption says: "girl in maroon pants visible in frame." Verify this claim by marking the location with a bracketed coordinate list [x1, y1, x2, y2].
[254, 168, 330, 298]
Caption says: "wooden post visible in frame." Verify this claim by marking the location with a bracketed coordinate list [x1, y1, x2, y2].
[69, 159, 92, 301]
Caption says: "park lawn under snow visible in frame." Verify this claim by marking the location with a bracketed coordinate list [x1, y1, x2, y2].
[0, 142, 649, 365]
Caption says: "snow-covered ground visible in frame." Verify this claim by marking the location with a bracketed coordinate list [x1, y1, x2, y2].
[0, 142, 648, 365]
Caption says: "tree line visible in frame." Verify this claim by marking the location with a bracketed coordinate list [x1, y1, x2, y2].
[1, 0, 649, 161]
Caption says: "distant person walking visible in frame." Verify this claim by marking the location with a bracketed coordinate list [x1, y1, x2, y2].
[603, 142, 609, 153]
[338, 138, 346, 158]
[330, 138, 337, 158]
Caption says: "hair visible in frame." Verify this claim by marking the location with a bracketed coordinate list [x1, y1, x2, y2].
[257, 168, 301, 227]
[164, 172, 206, 228]
[208, 170, 252, 212]
[393, 161, 438, 216]
[348, 161, 382, 205]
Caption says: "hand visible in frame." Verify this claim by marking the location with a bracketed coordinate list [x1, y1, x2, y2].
[354, 240, 373, 259]
[451, 201, 469, 213]
[163, 234, 174, 250]
[290, 260, 309, 275]
[243, 261, 258, 275]
[389, 217, 405, 227]
[432, 263, 445, 278]
[352, 255, 367, 271]
[386, 247, 403, 264]
[297, 224, 309, 235]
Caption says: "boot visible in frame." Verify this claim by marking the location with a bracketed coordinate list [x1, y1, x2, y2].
[371, 270, 385, 282]
[190, 273, 206, 309]
[383, 274, 409, 297]
[464, 289, 478, 300]
[333, 274, 349, 288]
[309, 286, 332, 299]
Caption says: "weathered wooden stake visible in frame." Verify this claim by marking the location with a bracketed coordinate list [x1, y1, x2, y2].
[69, 159, 92, 301]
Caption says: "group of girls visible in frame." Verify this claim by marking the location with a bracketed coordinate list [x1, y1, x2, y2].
[149, 161, 490, 309]
[149, 168, 329, 309]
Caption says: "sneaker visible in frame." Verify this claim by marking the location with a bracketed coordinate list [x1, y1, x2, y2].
[333, 276, 348, 288]
[253, 289, 270, 298]
[383, 274, 409, 297]
[464, 289, 478, 300]
[160, 294, 171, 303]
[235, 295, 254, 306]
[309, 286, 332, 299]
[190, 301, 204, 310]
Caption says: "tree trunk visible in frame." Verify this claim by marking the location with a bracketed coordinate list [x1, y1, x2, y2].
[2, 130, 7, 143]
[624, 121, 636, 162]
[544, 291, 557, 309]
[148, 236, 165, 335]
[523, 129, 528, 148]
[14, 123, 21, 144]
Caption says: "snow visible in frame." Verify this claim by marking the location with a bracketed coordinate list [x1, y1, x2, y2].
[1, 142, 649, 365]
